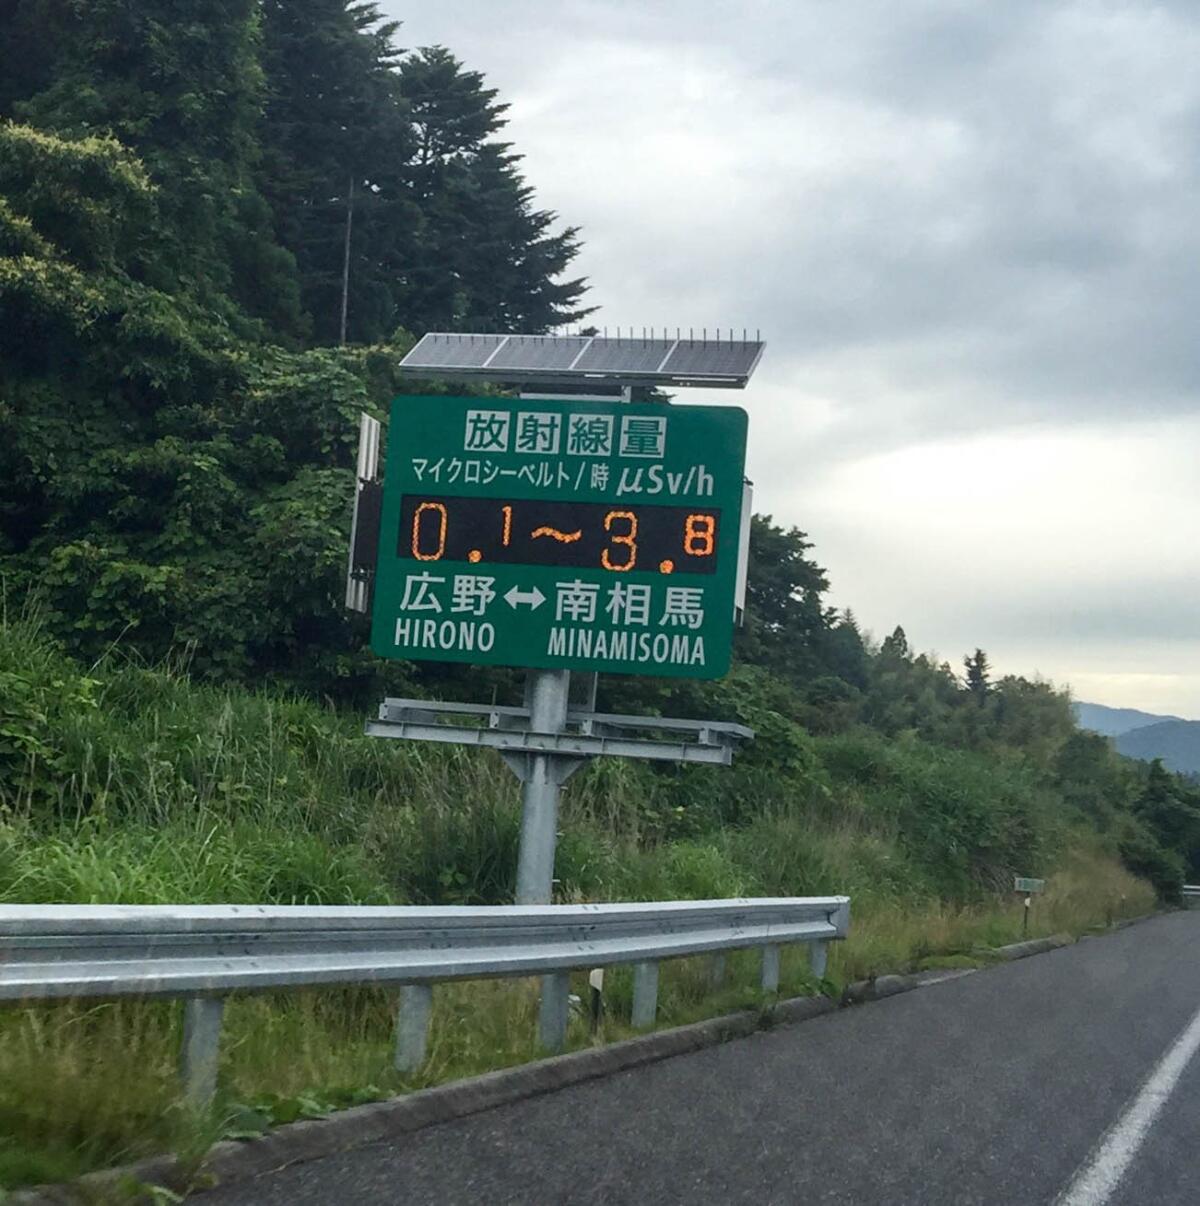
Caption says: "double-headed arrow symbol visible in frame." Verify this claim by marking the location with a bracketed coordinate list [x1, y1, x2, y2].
[504, 585, 546, 611]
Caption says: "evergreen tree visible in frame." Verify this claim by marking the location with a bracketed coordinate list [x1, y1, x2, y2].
[1134, 760, 1200, 859]
[397, 47, 590, 332]
[880, 625, 910, 660]
[963, 648, 990, 705]
[258, 0, 416, 345]
[0, 6, 593, 688]
[734, 516, 843, 687]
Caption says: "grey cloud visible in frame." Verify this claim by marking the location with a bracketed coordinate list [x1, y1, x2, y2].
[388, 1, 1200, 711]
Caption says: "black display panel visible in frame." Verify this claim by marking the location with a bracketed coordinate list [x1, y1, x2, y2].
[397, 494, 721, 575]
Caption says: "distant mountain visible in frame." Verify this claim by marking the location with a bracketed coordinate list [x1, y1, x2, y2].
[1073, 702, 1182, 738]
[1115, 720, 1200, 777]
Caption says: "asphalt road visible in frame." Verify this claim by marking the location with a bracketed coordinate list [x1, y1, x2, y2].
[196, 911, 1200, 1205]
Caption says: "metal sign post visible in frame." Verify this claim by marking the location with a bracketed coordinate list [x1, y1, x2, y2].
[514, 668, 573, 904]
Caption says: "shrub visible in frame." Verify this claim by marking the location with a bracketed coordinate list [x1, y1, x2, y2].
[1118, 821, 1183, 905]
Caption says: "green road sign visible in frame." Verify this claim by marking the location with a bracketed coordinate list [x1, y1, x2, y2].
[1014, 877, 1046, 894]
[370, 395, 749, 679]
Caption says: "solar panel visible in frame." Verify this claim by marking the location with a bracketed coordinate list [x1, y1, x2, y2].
[572, 339, 675, 373]
[486, 335, 590, 372]
[397, 333, 764, 389]
[402, 333, 507, 369]
[661, 340, 763, 379]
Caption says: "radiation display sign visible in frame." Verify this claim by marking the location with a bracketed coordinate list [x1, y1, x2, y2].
[370, 395, 748, 679]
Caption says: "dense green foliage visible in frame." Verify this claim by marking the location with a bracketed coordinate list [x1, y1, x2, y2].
[2, 606, 1197, 907]
[0, 0, 590, 691]
[0, 615, 1127, 910]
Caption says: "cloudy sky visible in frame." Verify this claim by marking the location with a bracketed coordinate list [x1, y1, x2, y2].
[390, 0, 1200, 717]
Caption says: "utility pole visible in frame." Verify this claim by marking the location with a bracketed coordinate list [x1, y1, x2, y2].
[339, 175, 354, 346]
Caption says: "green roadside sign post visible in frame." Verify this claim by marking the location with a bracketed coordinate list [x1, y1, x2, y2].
[347, 332, 764, 1051]
[348, 333, 762, 933]
[1014, 876, 1046, 937]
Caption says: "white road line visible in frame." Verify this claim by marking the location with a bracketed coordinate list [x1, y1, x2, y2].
[1057, 1001, 1200, 1206]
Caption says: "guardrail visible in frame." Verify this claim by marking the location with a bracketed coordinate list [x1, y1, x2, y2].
[0, 896, 849, 1106]
[1184, 884, 1200, 902]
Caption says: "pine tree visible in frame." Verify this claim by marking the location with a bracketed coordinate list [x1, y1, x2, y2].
[397, 47, 590, 333]
[0, 3, 593, 687]
[1134, 760, 1200, 856]
[964, 648, 990, 705]
[258, 0, 415, 345]
[733, 515, 842, 687]
[880, 626, 910, 660]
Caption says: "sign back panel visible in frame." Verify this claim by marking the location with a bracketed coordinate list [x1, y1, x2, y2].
[370, 395, 748, 679]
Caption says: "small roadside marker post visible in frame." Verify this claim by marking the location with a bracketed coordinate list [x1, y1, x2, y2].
[1014, 876, 1046, 938]
[588, 967, 604, 1036]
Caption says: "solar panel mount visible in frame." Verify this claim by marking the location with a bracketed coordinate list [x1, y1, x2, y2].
[397, 332, 764, 390]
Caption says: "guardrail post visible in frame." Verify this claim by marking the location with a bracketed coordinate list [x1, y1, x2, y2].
[631, 961, 659, 1028]
[809, 940, 829, 980]
[180, 996, 224, 1109]
[761, 944, 781, 992]
[708, 954, 726, 990]
[395, 984, 434, 1073]
[539, 971, 570, 1051]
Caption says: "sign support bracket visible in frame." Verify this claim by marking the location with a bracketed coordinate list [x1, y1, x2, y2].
[366, 688, 754, 904]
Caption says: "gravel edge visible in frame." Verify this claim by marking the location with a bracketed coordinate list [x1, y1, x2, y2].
[839, 930, 1079, 1003]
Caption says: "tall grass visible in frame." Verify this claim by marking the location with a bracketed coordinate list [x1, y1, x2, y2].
[0, 617, 1156, 1188]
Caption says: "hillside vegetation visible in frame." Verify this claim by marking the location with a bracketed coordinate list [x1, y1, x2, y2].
[0, 613, 1158, 1187]
[1116, 721, 1200, 778]
[1075, 703, 1200, 779]
[1074, 701, 1183, 738]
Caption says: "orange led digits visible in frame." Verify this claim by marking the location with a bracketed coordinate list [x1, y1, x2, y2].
[684, 514, 715, 557]
[602, 510, 638, 571]
[412, 501, 448, 561]
[399, 495, 720, 575]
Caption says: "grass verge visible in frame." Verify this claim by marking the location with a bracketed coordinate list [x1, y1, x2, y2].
[0, 846, 1151, 1191]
